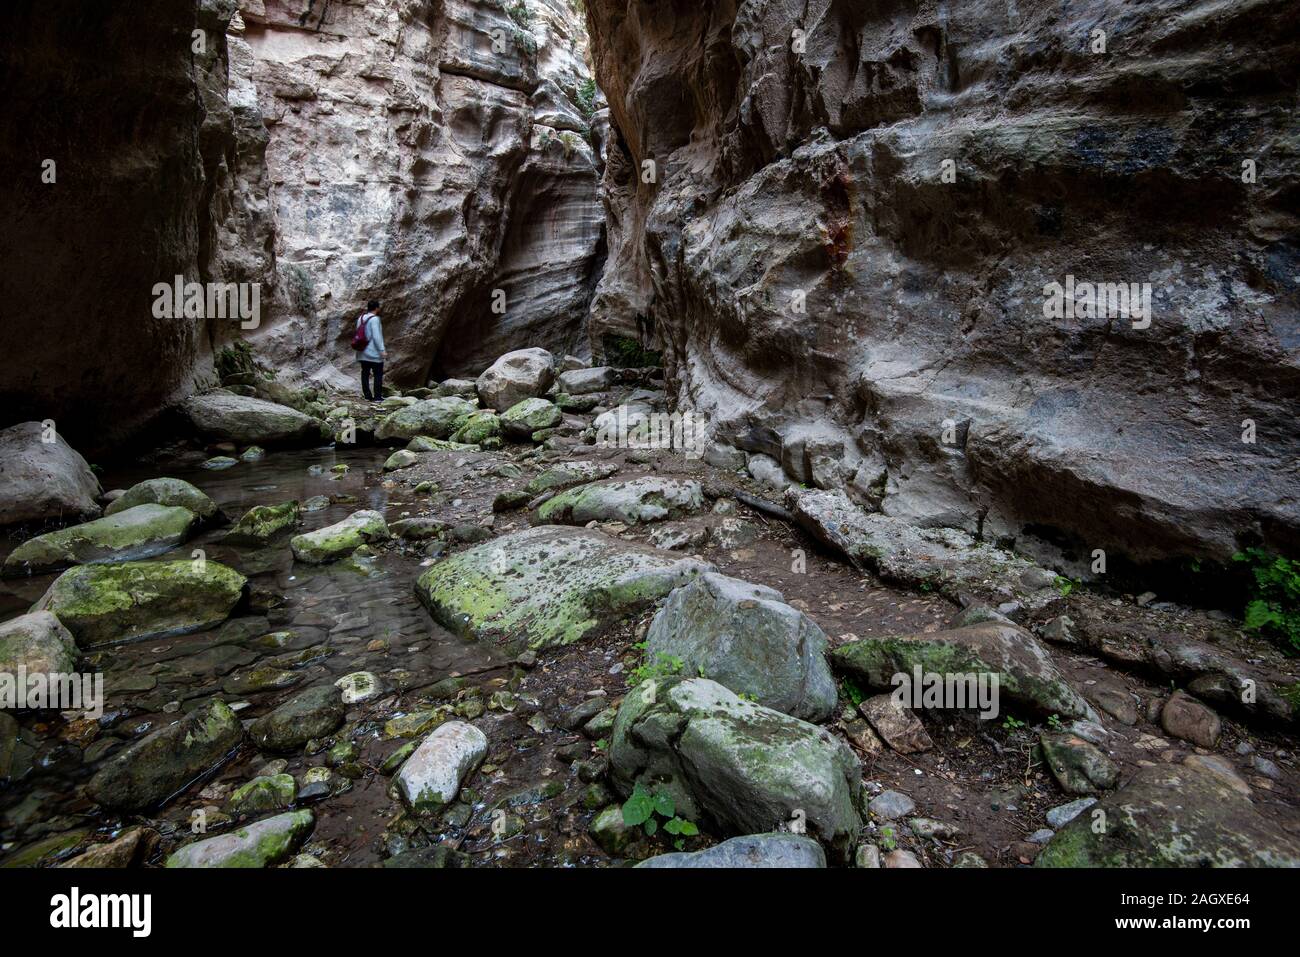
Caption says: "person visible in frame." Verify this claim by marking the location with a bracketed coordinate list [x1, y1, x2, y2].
[356, 300, 387, 401]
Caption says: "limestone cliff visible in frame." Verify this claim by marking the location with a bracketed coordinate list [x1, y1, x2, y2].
[583, 0, 1300, 570]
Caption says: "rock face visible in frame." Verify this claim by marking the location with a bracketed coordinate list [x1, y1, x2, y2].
[35, 560, 247, 646]
[645, 573, 837, 722]
[89, 701, 244, 812]
[3, 504, 200, 577]
[415, 525, 709, 650]
[0, 423, 102, 528]
[582, 0, 1300, 568]
[1036, 763, 1300, 868]
[610, 678, 863, 858]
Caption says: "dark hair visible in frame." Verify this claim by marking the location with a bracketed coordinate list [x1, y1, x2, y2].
[367, 299, 380, 311]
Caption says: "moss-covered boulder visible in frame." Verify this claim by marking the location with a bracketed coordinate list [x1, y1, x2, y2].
[226, 774, 297, 815]
[226, 501, 300, 545]
[407, 436, 478, 453]
[414, 526, 710, 650]
[1036, 763, 1300, 868]
[524, 461, 619, 496]
[383, 450, 419, 472]
[34, 560, 247, 646]
[290, 510, 389, 564]
[104, 478, 219, 521]
[610, 678, 862, 860]
[500, 398, 562, 440]
[375, 397, 476, 443]
[166, 810, 314, 868]
[0, 611, 78, 674]
[451, 410, 502, 446]
[3, 504, 199, 576]
[180, 393, 324, 447]
[646, 573, 837, 722]
[536, 477, 705, 526]
[249, 685, 345, 752]
[88, 701, 243, 811]
[830, 623, 1098, 722]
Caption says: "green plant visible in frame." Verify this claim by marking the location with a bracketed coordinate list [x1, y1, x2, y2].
[1054, 575, 1074, 597]
[601, 332, 662, 368]
[1046, 714, 1065, 732]
[1002, 715, 1026, 733]
[628, 651, 683, 687]
[1233, 548, 1300, 653]
[576, 77, 598, 117]
[841, 676, 867, 708]
[879, 825, 897, 852]
[621, 782, 699, 843]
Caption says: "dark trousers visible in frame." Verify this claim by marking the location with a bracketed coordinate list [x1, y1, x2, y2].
[361, 361, 384, 401]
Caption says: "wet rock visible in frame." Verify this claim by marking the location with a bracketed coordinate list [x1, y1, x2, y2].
[476, 348, 555, 411]
[1160, 690, 1222, 749]
[395, 721, 488, 813]
[390, 517, 448, 542]
[202, 456, 239, 470]
[500, 397, 563, 440]
[638, 833, 826, 868]
[415, 525, 710, 650]
[222, 667, 301, 696]
[536, 477, 705, 525]
[166, 810, 314, 868]
[0, 829, 91, 868]
[383, 450, 419, 471]
[104, 477, 219, 521]
[290, 510, 389, 564]
[788, 489, 1061, 612]
[180, 393, 323, 447]
[561, 697, 607, 730]
[0, 610, 78, 676]
[0, 422, 102, 528]
[859, 695, 933, 754]
[301, 495, 330, 512]
[1040, 733, 1121, 795]
[58, 827, 156, 868]
[589, 804, 638, 856]
[226, 773, 296, 815]
[610, 678, 862, 859]
[375, 396, 477, 443]
[0, 712, 17, 781]
[249, 685, 346, 752]
[335, 671, 381, 704]
[88, 701, 243, 811]
[644, 572, 837, 721]
[35, 560, 247, 645]
[868, 790, 916, 821]
[3, 504, 199, 576]
[1046, 797, 1097, 829]
[226, 501, 300, 544]
[382, 844, 468, 868]
[832, 623, 1098, 722]
[1037, 763, 1300, 868]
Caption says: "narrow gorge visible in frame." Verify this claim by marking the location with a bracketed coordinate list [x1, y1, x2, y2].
[0, 0, 1297, 877]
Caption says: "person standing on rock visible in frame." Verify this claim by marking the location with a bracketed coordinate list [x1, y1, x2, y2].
[353, 299, 387, 402]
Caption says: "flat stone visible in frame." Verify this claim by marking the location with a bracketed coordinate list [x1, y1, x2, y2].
[1045, 797, 1097, 829]
[249, 685, 345, 752]
[3, 503, 199, 575]
[536, 476, 705, 525]
[868, 790, 916, 821]
[396, 721, 488, 812]
[166, 810, 314, 867]
[637, 833, 826, 868]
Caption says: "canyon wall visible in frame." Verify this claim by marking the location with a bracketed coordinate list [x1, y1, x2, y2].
[583, 0, 1300, 570]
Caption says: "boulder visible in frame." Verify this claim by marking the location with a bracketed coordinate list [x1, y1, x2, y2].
[476, 348, 555, 410]
[500, 397, 563, 439]
[383, 450, 419, 471]
[2, 504, 199, 576]
[374, 396, 477, 443]
[558, 366, 617, 395]
[1160, 690, 1222, 749]
[1036, 763, 1300, 868]
[249, 685, 346, 752]
[0, 611, 78, 675]
[290, 510, 389, 564]
[610, 678, 863, 859]
[104, 478, 219, 521]
[536, 477, 705, 525]
[180, 393, 323, 447]
[35, 560, 246, 645]
[645, 572, 836, 721]
[450, 410, 502, 445]
[396, 721, 487, 812]
[226, 774, 297, 815]
[166, 810, 314, 868]
[226, 501, 300, 545]
[0, 422, 101, 528]
[414, 525, 710, 650]
[831, 623, 1098, 722]
[1039, 732, 1120, 795]
[637, 833, 826, 868]
[88, 701, 243, 811]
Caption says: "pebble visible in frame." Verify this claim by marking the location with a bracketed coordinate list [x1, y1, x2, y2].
[1045, 797, 1097, 828]
[868, 790, 915, 821]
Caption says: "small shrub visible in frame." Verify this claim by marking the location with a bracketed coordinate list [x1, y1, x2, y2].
[1233, 548, 1300, 653]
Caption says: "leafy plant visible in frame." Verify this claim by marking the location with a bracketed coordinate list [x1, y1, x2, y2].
[841, 676, 867, 708]
[879, 825, 897, 852]
[1054, 575, 1074, 597]
[628, 651, 683, 687]
[1232, 548, 1300, 653]
[1046, 714, 1065, 732]
[621, 782, 699, 843]
[1001, 715, 1026, 733]
[576, 77, 598, 117]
